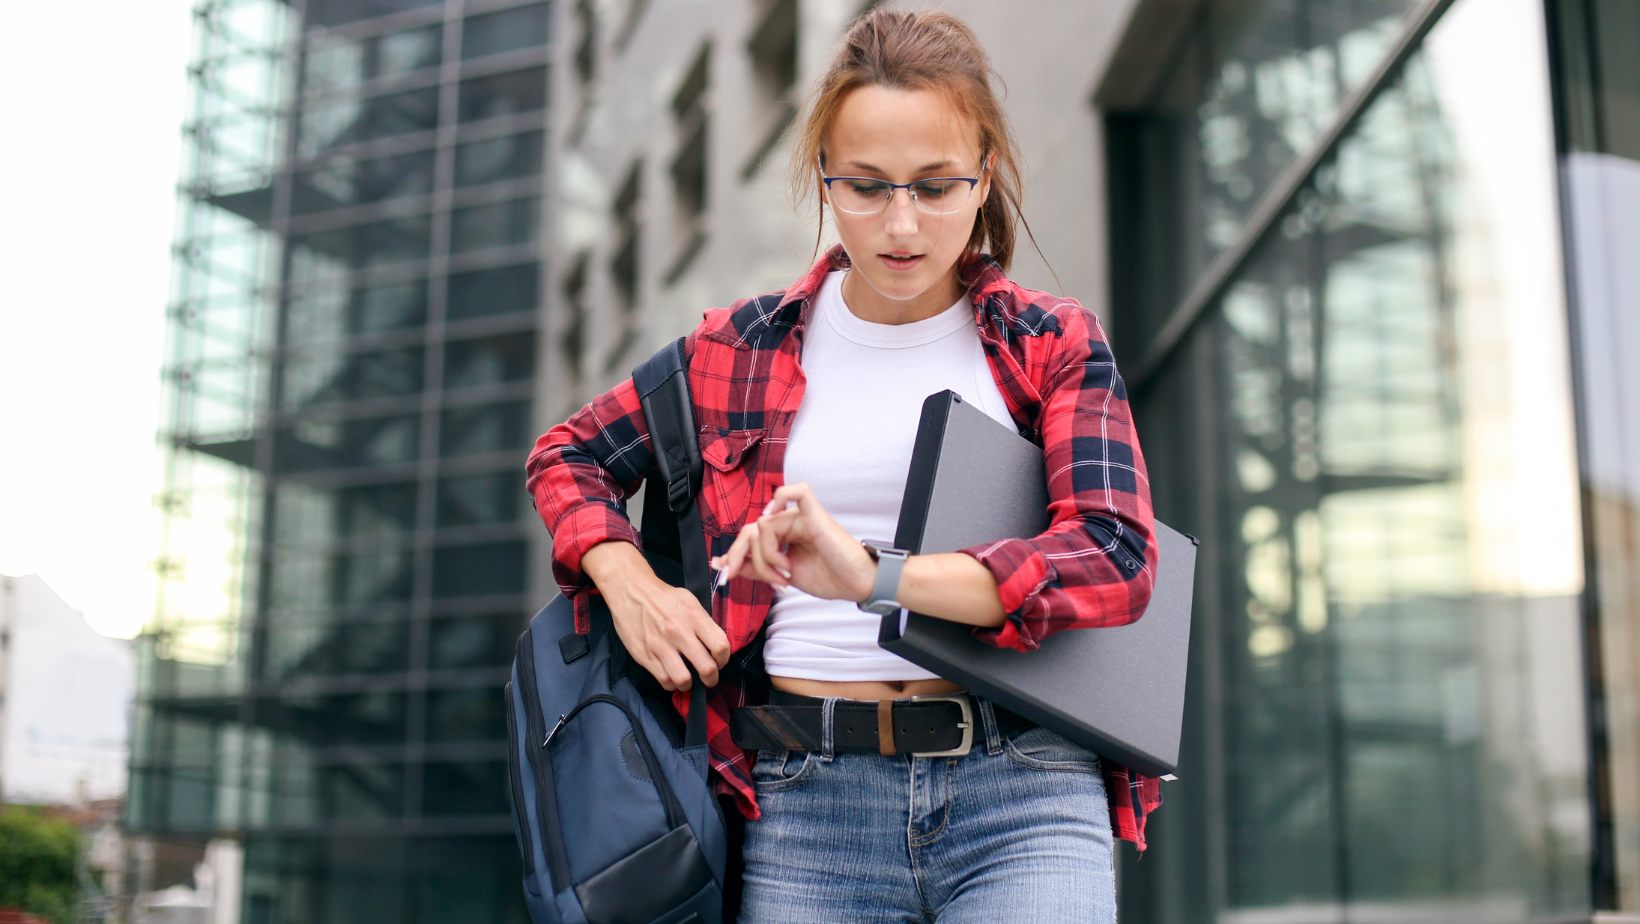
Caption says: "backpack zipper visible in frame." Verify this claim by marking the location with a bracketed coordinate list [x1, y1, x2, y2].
[502, 681, 536, 881]
[514, 629, 573, 892]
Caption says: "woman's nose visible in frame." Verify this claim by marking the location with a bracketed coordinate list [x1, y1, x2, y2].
[883, 187, 919, 237]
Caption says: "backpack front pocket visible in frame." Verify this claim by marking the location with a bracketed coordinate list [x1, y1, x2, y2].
[545, 695, 713, 921]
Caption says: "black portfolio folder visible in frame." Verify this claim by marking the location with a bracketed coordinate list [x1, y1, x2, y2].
[879, 391, 1197, 778]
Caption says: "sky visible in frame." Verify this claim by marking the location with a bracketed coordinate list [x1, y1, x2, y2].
[0, 1, 197, 638]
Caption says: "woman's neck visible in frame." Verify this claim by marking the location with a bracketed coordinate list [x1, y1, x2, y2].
[838, 266, 966, 325]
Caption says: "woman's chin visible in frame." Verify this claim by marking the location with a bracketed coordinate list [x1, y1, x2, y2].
[852, 267, 939, 304]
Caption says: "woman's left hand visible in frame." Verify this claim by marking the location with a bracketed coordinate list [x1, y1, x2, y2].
[712, 483, 876, 602]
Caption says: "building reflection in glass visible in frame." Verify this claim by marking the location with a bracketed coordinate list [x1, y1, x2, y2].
[1116, 0, 1590, 919]
[132, 0, 546, 920]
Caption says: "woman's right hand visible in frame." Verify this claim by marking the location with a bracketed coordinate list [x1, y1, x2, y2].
[581, 540, 730, 692]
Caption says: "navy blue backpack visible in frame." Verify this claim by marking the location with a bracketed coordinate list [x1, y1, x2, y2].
[507, 338, 728, 924]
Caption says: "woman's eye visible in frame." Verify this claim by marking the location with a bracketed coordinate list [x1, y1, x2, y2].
[913, 181, 955, 198]
[847, 180, 889, 195]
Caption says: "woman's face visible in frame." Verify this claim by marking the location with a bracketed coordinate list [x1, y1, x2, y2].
[822, 85, 990, 322]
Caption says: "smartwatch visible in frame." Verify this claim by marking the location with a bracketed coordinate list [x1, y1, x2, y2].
[858, 539, 909, 617]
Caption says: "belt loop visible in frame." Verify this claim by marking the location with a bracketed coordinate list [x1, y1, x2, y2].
[820, 697, 840, 759]
[978, 698, 1003, 754]
[877, 699, 897, 756]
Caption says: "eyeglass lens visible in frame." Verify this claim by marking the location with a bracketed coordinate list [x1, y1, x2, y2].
[829, 178, 976, 215]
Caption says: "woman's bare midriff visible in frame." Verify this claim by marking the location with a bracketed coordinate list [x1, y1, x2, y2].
[771, 675, 963, 701]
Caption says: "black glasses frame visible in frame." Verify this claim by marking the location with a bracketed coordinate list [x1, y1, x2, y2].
[819, 174, 983, 214]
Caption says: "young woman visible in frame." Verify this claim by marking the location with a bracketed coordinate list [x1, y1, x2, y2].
[527, 10, 1158, 922]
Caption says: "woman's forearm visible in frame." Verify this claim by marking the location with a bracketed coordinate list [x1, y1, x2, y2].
[892, 552, 1007, 628]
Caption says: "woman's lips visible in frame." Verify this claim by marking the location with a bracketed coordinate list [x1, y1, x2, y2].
[878, 253, 924, 271]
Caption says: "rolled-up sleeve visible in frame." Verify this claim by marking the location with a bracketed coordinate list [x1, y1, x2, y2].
[525, 376, 654, 632]
[962, 314, 1156, 651]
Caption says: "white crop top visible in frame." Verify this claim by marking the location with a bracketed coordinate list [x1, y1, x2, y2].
[763, 270, 1013, 682]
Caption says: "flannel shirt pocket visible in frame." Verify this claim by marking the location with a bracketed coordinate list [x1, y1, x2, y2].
[698, 427, 766, 536]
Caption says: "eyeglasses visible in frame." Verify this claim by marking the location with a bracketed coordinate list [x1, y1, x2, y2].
[820, 172, 983, 216]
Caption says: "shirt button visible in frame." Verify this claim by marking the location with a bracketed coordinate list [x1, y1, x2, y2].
[1125, 560, 1137, 569]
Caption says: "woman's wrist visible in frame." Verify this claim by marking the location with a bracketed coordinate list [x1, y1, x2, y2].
[847, 541, 882, 603]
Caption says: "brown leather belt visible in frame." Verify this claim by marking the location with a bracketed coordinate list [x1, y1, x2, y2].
[730, 689, 1035, 758]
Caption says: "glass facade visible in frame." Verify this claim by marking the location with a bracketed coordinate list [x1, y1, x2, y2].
[1547, 0, 1640, 909]
[133, 1, 548, 921]
[1109, 0, 1605, 919]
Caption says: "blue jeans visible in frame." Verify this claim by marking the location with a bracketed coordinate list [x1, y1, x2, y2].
[738, 699, 1116, 923]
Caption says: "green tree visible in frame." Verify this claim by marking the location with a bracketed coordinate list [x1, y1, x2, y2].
[0, 805, 80, 924]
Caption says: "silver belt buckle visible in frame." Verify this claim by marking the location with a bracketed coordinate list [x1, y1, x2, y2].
[907, 694, 974, 757]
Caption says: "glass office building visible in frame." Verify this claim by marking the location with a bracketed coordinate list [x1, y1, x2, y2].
[130, 0, 547, 920]
[1105, 0, 1640, 919]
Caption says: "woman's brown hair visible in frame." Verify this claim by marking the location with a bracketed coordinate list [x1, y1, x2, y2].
[789, 8, 1033, 272]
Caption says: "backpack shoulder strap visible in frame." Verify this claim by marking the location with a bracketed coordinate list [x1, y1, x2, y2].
[633, 337, 712, 746]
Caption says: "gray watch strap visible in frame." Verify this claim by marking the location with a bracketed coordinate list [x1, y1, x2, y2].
[859, 547, 907, 616]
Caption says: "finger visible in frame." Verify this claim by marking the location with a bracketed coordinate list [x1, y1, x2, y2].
[746, 527, 778, 585]
[770, 482, 813, 510]
[746, 522, 792, 586]
[675, 631, 720, 688]
[654, 647, 693, 692]
[701, 620, 731, 668]
[631, 644, 675, 692]
[755, 514, 792, 578]
[723, 522, 757, 582]
[676, 590, 732, 670]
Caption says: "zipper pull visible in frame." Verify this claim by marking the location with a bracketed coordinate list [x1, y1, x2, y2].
[543, 712, 569, 748]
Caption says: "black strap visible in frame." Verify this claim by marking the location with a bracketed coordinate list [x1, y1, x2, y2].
[633, 337, 712, 748]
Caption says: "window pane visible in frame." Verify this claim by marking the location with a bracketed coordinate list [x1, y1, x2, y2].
[304, 23, 441, 95]
[439, 402, 530, 458]
[318, 760, 405, 820]
[292, 150, 435, 215]
[267, 691, 409, 747]
[453, 131, 543, 187]
[263, 614, 412, 678]
[290, 214, 431, 270]
[276, 415, 422, 472]
[447, 263, 538, 320]
[299, 87, 440, 156]
[461, 4, 550, 60]
[421, 760, 510, 816]
[428, 613, 524, 669]
[281, 345, 424, 410]
[273, 481, 418, 548]
[458, 67, 547, 122]
[424, 687, 507, 741]
[436, 474, 523, 528]
[443, 333, 535, 389]
[431, 541, 525, 598]
[450, 197, 539, 254]
[287, 279, 429, 346]
[304, 0, 441, 29]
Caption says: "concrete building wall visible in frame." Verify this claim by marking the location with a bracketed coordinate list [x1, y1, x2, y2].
[534, 0, 1146, 426]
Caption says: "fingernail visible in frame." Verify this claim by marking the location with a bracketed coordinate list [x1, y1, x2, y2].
[777, 567, 792, 580]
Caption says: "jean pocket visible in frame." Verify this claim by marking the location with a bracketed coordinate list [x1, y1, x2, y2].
[751, 749, 815, 792]
[1002, 726, 1103, 774]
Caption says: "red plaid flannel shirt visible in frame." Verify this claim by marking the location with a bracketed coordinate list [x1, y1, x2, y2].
[526, 248, 1164, 849]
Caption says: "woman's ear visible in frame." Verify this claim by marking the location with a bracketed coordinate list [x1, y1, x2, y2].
[978, 152, 995, 205]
